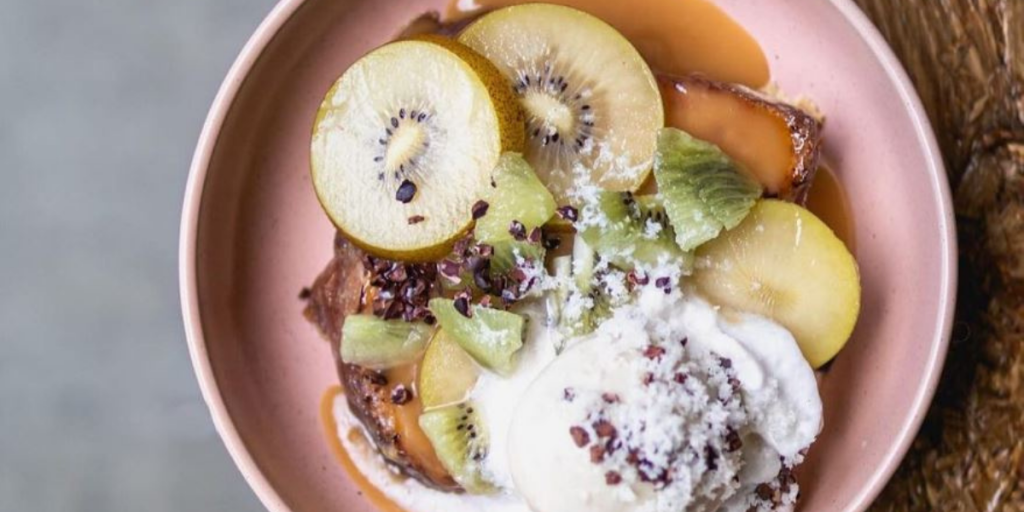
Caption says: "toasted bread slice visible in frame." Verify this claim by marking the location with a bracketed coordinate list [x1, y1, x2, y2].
[304, 234, 458, 491]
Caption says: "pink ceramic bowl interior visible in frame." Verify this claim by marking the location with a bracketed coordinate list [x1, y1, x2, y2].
[180, 0, 956, 510]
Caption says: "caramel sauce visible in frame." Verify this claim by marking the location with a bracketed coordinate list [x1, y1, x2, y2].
[805, 165, 855, 251]
[380, 364, 452, 483]
[320, 386, 406, 512]
[443, 0, 769, 87]
[658, 76, 796, 195]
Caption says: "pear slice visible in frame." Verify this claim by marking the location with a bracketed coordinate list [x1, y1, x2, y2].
[458, 4, 663, 205]
[311, 36, 524, 261]
[693, 200, 861, 367]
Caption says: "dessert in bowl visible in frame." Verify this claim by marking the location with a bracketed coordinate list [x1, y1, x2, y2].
[180, 0, 955, 511]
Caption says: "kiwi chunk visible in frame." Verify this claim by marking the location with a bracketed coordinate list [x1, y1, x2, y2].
[418, 402, 493, 494]
[311, 37, 524, 261]
[458, 4, 663, 205]
[419, 329, 480, 410]
[578, 191, 691, 271]
[340, 315, 433, 370]
[475, 153, 556, 272]
[429, 298, 524, 375]
[654, 128, 762, 251]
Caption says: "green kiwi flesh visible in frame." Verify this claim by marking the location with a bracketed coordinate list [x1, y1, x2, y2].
[579, 191, 692, 271]
[654, 128, 762, 251]
[418, 402, 494, 494]
[474, 153, 555, 272]
[339, 314, 433, 370]
[429, 298, 525, 375]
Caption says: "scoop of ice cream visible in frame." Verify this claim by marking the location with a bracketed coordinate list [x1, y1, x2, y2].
[507, 288, 822, 512]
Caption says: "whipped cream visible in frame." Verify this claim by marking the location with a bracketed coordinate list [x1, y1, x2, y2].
[507, 287, 821, 512]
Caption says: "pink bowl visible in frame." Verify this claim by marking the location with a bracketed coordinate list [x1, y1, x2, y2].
[180, 0, 956, 510]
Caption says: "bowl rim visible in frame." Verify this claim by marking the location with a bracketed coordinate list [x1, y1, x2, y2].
[179, 1, 957, 511]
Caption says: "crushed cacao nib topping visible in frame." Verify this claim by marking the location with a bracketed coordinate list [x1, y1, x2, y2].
[363, 253, 437, 322]
[593, 419, 617, 439]
[508, 220, 527, 241]
[725, 428, 743, 452]
[601, 392, 620, 404]
[438, 260, 462, 282]
[644, 345, 667, 360]
[453, 296, 472, 318]
[390, 385, 412, 405]
[407, 215, 425, 225]
[563, 387, 576, 402]
[604, 471, 622, 486]
[590, 444, 606, 463]
[626, 270, 650, 288]
[655, 276, 672, 293]
[298, 287, 312, 300]
[556, 205, 579, 222]
[471, 200, 489, 219]
[569, 426, 590, 448]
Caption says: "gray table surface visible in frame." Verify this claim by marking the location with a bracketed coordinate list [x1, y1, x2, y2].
[0, 1, 278, 510]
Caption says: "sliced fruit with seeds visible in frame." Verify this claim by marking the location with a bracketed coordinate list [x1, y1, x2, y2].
[311, 36, 524, 261]
[474, 153, 555, 273]
[418, 402, 493, 494]
[429, 298, 525, 375]
[578, 191, 691, 271]
[458, 4, 663, 205]
[693, 200, 861, 367]
[655, 128, 762, 251]
[340, 315, 433, 370]
[419, 329, 480, 410]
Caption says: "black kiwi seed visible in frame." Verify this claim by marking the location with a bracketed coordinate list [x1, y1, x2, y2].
[396, 180, 417, 203]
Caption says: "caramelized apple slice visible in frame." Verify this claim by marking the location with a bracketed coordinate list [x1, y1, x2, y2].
[659, 74, 822, 203]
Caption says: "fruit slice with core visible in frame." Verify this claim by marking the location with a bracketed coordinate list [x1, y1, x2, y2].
[311, 36, 524, 261]
[419, 329, 480, 410]
[339, 315, 433, 370]
[655, 128, 762, 251]
[693, 200, 861, 367]
[418, 402, 493, 494]
[429, 298, 525, 375]
[458, 4, 663, 205]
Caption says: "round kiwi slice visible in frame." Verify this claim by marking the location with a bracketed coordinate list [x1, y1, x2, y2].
[458, 4, 664, 205]
[311, 36, 524, 261]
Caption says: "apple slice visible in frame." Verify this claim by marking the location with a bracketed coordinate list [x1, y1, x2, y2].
[693, 200, 860, 367]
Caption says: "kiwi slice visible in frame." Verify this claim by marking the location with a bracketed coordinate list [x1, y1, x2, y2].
[654, 128, 762, 251]
[339, 314, 433, 370]
[429, 298, 525, 376]
[311, 36, 524, 261]
[418, 402, 493, 494]
[458, 4, 664, 205]
[578, 191, 691, 271]
[419, 329, 480, 410]
[475, 153, 556, 272]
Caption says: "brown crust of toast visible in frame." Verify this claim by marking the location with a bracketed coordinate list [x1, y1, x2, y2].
[304, 233, 458, 491]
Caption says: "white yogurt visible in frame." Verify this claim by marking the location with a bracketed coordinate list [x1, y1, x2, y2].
[333, 287, 821, 512]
